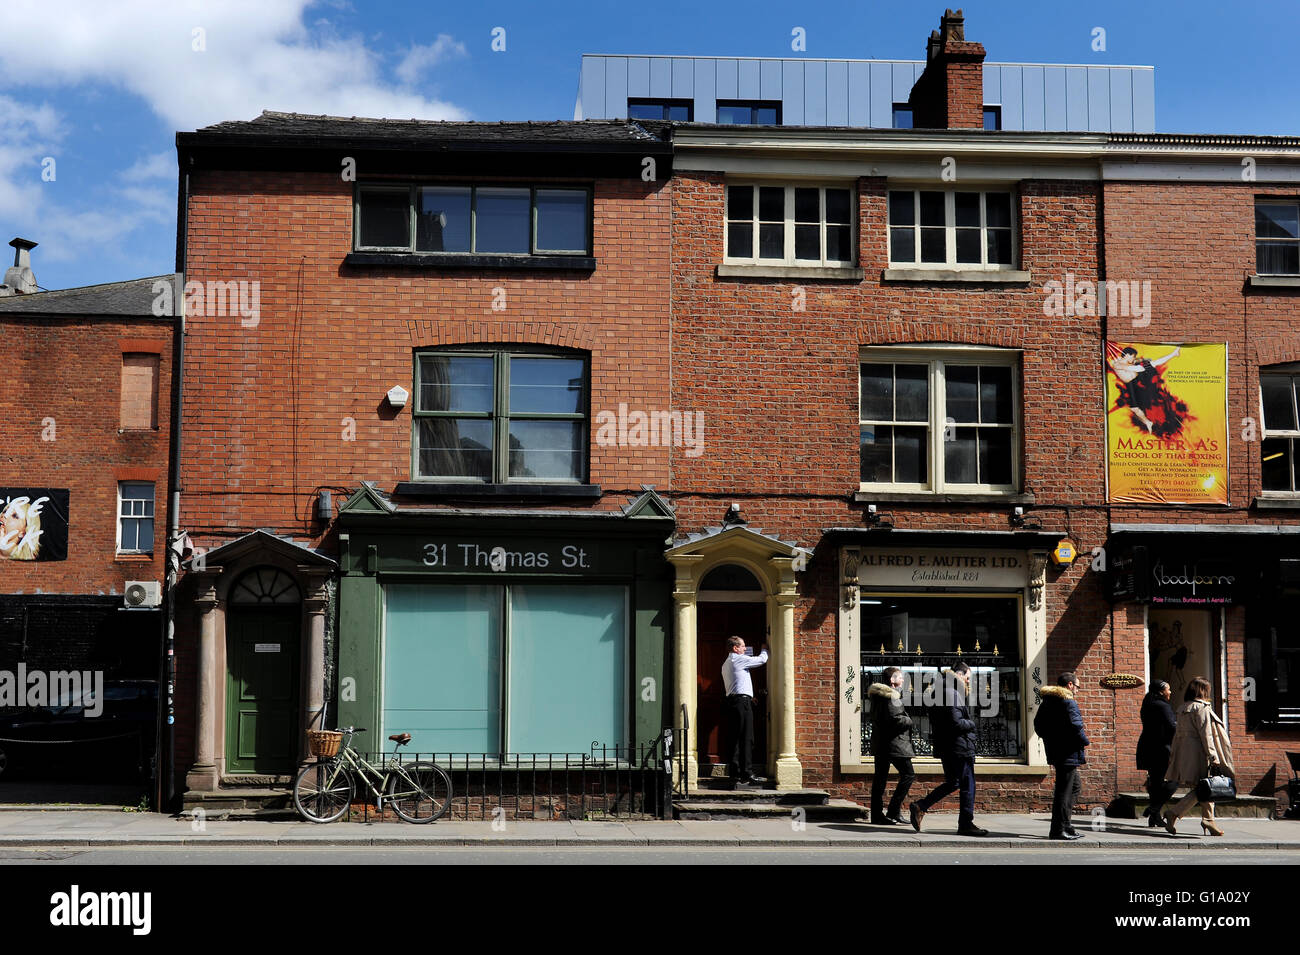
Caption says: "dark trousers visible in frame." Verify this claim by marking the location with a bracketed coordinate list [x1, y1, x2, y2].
[916, 755, 976, 826]
[871, 754, 915, 819]
[726, 694, 754, 780]
[1050, 765, 1082, 836]
[1144, 759, 1177, 819]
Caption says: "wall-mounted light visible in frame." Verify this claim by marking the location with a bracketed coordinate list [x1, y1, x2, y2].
[386, 385, 409, 409]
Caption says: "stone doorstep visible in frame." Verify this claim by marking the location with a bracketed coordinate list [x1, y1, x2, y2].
[181, 787, 294, 820]
[683, 787, 833, 805]
[1113, 790, 1279, 819]
[674, 798, 864, 822]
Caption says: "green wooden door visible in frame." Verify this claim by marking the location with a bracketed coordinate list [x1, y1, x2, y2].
[225, 607, 300, 775]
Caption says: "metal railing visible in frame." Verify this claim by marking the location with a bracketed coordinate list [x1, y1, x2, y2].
[340, 737, 676, 822]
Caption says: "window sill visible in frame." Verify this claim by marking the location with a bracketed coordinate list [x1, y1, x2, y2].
[882, 268, 1031, 284]
[115, 553, 155, 562]
[841, 762, 1049, 776]
[393, 482, 602, 501]
[853, 491, 1035, 505]
[345, 252, 596, 272]
[1247, 274, 1300, 289]
[1254, 495, 1300, 509]
[717, 263, 864, 281]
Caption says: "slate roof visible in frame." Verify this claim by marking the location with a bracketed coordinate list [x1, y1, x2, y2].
[183, 110, 671, 151]
[0, 276, 171, 316]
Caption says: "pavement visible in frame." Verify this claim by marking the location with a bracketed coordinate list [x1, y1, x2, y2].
[0, 810, 1296, 849]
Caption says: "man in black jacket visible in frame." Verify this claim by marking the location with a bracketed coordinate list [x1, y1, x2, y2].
[1136, 680, 1177, 826]
[909, 661, 987, 836]
[1033, 672, 1090, 840]
[868, 666, 915, 825]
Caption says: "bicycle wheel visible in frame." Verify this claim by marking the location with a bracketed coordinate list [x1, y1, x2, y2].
[385, 761, 452, 823]
[293, 759, 353, 823]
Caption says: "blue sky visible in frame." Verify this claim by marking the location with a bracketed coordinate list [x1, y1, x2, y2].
[2, 0, 1297, 292]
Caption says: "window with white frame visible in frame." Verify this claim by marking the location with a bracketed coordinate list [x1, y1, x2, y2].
[1255, 200, 1300, 276]
[725, 184, 854, 266]
[888, 189, 1015, 269]
[117, 482, 154, 554]
[1261, 368, 1300, 492]
[859, 348, 1020, 492]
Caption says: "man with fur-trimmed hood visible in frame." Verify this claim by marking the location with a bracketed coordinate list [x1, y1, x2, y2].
[867, 666, 915, 825]
[1033, 672, 1091, 840]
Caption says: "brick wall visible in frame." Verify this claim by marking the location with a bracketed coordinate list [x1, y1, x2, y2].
[1104, 179, 1300, 807]
[0, 317, 173, 595]
[172, 167, 674, 780]
[180, 171, 673, 549]
[670, 170, 1119, 811]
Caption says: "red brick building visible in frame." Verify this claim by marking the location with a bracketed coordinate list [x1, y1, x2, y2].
[0, 241, 174, 798]
[171, 115, 677, 809]
[662, 17, 1300, 817]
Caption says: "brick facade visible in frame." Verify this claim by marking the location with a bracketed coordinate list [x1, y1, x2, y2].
[173, 156, 673, 788]
[0, 315, 172, 594]
[1103, 178, 1300, 804]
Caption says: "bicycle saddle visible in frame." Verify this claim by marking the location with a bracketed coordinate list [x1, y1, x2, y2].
[388, 732, 412, 745]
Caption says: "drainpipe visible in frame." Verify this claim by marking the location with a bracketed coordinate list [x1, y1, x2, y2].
[158, 154, 190, 811]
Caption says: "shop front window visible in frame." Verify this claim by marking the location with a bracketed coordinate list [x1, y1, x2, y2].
[859, 593, 1024, 758]
[382, 583, 627, 756]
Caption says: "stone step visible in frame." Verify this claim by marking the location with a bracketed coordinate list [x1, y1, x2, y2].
[684, 786, 832, 805]
[1112, 790, 1278, 819]
[674, 797, 864, 822]
[181, 787, 295, 819]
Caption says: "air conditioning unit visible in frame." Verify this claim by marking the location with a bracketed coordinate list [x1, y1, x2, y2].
[124, 581, 162, 609]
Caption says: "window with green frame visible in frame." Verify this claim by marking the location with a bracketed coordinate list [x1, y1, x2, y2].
[413, 349, 588, 482]
[355, 184, 590, 255]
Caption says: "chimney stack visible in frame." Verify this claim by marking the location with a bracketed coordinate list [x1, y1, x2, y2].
[908, 9, 987, 129]
[0, 238, 39, 296]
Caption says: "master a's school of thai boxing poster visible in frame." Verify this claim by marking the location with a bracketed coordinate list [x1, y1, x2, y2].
[1104, 342, 1228, 505]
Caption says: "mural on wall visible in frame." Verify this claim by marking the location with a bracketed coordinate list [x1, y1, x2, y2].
[0, 490, 69, 561]
[1105, 341, 1229, 505]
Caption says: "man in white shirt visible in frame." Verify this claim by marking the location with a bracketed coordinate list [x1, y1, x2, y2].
[722, 635, 769, 787]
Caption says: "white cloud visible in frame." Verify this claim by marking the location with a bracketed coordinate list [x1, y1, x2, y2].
[121, 151, 176, 183]
[0, 95, 170, 271]
[0, 1, 468, 129]
[395, 34, 468, 86]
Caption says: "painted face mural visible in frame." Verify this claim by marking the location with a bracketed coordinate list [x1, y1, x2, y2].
[0, 490, 69, 561]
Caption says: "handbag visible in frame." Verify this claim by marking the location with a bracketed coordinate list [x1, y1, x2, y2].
[1196, 771, 1236, 802]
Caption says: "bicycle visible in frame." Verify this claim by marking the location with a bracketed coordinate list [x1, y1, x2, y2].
[293, 727, 452, 824]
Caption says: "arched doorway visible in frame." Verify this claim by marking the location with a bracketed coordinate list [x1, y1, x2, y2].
[696, 563, 768, 777]
[224, 566, 302, 775]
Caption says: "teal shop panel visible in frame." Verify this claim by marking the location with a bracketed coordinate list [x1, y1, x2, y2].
[507, 584, 626, 754]
[382, 584, 502, 753]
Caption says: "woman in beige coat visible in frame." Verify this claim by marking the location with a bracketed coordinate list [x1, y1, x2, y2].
[1164, 676, 1234, 836]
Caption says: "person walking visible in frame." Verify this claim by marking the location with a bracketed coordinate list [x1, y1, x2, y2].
[721, 636, 768, 788]
[1136, 680, 1177, 827]
[868, 666, 915, 825]
[909, 661, 987, 836]
[1033, 672, 1090, 840]
[1164, 677, 1234, 837]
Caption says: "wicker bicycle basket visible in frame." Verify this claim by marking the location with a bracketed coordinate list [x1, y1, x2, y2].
[306, 730, 344, 758]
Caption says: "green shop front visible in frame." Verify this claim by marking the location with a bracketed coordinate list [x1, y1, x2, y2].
[334, 486, 675, 817]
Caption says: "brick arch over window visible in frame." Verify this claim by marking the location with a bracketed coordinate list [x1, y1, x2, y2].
[407, 320, 597, 351]
[856, 325, 1022, 349]
[1254, 343, 1300, 369]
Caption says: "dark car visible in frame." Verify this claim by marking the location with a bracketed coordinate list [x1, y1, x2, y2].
[0, 680, 157, 782]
